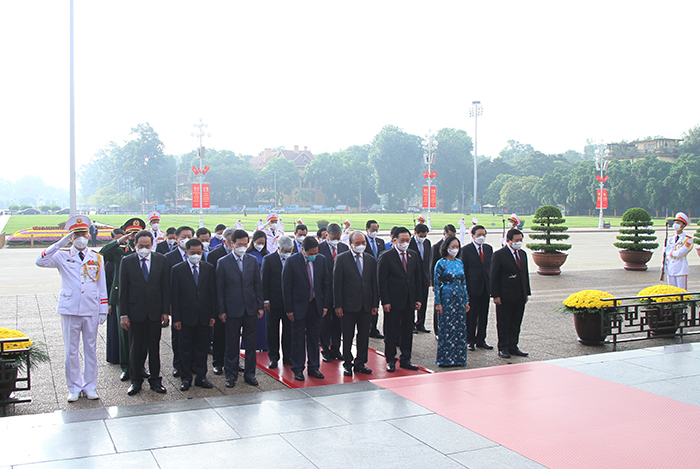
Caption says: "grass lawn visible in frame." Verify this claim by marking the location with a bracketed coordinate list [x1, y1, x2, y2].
[2, 212, 669, 236]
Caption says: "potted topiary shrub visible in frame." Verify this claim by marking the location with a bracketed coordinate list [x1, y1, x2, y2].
[526, 205, 571, 275]
[694, 220, 700, 257]
[613, 207, 658, 271]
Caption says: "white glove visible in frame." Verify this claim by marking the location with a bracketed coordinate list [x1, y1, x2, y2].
[58, 233, 72, 248]
[99, 315, 107, 325]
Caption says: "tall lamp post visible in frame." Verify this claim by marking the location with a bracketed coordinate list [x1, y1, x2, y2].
[595, 143, 610, 229]
[422, 131, 438, 230]
[191, 118, 210, 228]
[69, 0, 76, 216]
[469, 101, 483, 212]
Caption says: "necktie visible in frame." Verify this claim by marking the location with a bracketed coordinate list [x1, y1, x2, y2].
[79, 251, 84, 261]
[371, 238, 377, 257]
[355, 255, 363, 276]
[193, 264, 199, 285]
[515, 250, 521, 270]
[401, 252, 407, 272]
[237, 257, 243, 272]
[479, 246, 484, 263]
[332, 246, 336, 259]
[141, 258, 149, 281]
[418, 240, 423, 258]
[307, 261, 315, 301]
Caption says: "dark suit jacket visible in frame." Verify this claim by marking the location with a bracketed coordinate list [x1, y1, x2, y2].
[155, 240, 173, 254]
[216, 253, 264, 318]
[119, 252, 170, 322]
[377, 248, 423, 311]
[408, 236, 432, 288]
[490, 246, 531, 303]
[165, 248, 188, 270]
[364, 234, 385, 259]
[282, 252, 331, 319]
[170, 261, 216, 326]
[262, 251, 285, 313]
[318, 240, 348, 302]
[461, 242, 493, 297]
[333, 251, 378, 313]
[207, 244, 229, 268]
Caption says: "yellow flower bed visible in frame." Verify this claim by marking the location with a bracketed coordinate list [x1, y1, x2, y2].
[563, 290, 615, 310]
[0, 327, 33, 352]
[638, 285, 692, 303]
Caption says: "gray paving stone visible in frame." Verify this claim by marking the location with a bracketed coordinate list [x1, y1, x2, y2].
[625, 353, 700, 378]
[12, 450, 160, 469]
[567, 360, 677, 386]
[449, 445, 548, 469]
[312, 388, 432, 424]
[388, 413, 498, 454]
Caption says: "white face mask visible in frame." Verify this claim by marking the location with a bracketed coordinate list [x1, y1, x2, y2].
[214, 233, 223, 240]
[202, 241, 210, 250]
[511, 241, 523, 250]
[167, 238, 177, 246]
[673, 223, 682, 232]
[270, 223, 278, 230]
[448, 248, 460, 258]
[367, 231, 377, 239]
[151, 223, 160, 231]
[234, 246, 247, 257]
[254, 243, 265, 252]
[137, 247, 151, 258]
[473, 236, 485, 245]
[416, 236, 426, 243]
[296, 235, 306, 243]
[352, 244, 366, 254]
[328, 239, 340, 247]
[179, 238, 190, 250]
[188, 254, 202, 265]
[72, 236, 88, 250]
[279, 251, 292, 260]
[508, 222, 515, 229]
[396, 242, 409, 252]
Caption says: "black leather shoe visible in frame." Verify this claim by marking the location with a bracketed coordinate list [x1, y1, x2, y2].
[195, 379, 213, 389]
[293, 371, 305, 381]
[142, 368, 150, 379]
[321, 351, 331, 363]
[369, 331, 384, 339]
[283, 359, 292, 366]
[269, 360, 278, 369]
[510, 348, 529, 357]
[150, 383, 167, 394]
[225, 378, 236, 388]
[245, 377, 259, 386]
[412, 328, 418, 334]
[468, 343, 476, 351]
[416, 326, 431, 333]
[498, 350, 511, 358]
[180, 381, 191, 391]
[127, 384, 141, 396]
[308, 369, 324, 379]
[476, 342, 494, 350]
[172, 369, 180, 378]
[120, 371, 130, 382]
[400, 361, 419, 371]
[212, 366, 223, 375]
[330, 350, 344, 361]
[386, 362, 396, 372]
[343, 366, 353, 376]
[354, 365, 372, 374]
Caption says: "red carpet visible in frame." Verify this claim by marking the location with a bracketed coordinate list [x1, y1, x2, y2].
[251, 346, 432, 389]
[373, 362, 700, 469]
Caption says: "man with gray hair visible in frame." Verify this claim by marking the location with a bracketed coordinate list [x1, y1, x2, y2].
[262, 235, 294, 368]
[318, 223, 349, 362]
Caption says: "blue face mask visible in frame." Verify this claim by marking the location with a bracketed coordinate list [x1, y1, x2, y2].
[305, 255, 317, 262]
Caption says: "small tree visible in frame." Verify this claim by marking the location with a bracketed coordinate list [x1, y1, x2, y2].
[526, 205, 571, 253]
[613, 207, 658, 251]
[694, 220, 700, 247]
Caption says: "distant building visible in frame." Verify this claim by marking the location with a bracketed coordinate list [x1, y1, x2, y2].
[250, 145, 324, 205]
[608, 137, 683, 163]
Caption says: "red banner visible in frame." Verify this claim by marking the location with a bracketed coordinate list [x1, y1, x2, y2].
[596, 175, 609, 183]
[202, 184, 210, 208]
[430, 186, 436, 208]
[192, 183, 200, 208]
[422, 186, 429, 208]
[596, 189, 608, 209]
[422, 171, 437, 179]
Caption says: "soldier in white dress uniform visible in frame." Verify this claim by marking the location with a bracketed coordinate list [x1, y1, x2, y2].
[35, 216, 108, 402]
[147, 212, 166, 247]
[340, 219, 353, 245]
[260, 213, 283, 253]
[665, 212, 693, 290]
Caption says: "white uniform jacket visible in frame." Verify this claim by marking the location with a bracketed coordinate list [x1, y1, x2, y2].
[36, 242, 108, 317]
[150, 229, 166, 248]
[665, 232, 693, 277]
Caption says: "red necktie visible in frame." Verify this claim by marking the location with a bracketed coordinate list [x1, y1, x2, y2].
[332, 246, 336, 259]
[401, 252, 407, 272]
[479, 246, 483, 263]
[515, 250, 521, 270]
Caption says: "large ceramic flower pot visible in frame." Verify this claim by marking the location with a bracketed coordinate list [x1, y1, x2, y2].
[531, 252, 568, 275]
[573, 311, 607, 345]
[619, 250, 652, 271]
[643, 306, 682, 337]
[0, 359, 19, 400]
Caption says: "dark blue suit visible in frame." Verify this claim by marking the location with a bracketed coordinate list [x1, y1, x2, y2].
[282, 252, 331, 373]
[318, 240, 349, 355]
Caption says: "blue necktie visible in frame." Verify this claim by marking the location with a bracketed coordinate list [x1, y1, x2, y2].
[355, 255, 363, 276]
[371, 239, 377, 257]
[193, 264, 199, 285]
[237, 257, 243, 272]
[141, 258, 149, 281]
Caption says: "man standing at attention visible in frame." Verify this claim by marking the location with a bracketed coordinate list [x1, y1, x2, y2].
[461, 225, 494, 351]
[665, 212, 693, 289]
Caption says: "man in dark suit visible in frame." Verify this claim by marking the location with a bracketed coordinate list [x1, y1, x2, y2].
[119, 230, 170, 396]
[217, 229, 264, 387]
[409, 223, 432, 333]
[364, 219, 385, 339]
[155, 227, 177, 254]
[283, 236, 331, 381]
[207, 241, 231, 375]
[165, 226, 194, 378]
[334, 231, 379, 376]
[431, 224, 457, 338]
[490, 228, 531, 359]
[318, 223, 349, 362]
[377, 227, 423, 372]
[262, 236, 294, 369]
[171, 238, 216, 391]
[461, 225, 494, 351]
[291, 224, 309, 253]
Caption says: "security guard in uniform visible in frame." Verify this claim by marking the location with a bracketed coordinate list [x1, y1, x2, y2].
[147, 211, 166, 247]
[36, 216, 108, 402]
[665, 212, 693, 290]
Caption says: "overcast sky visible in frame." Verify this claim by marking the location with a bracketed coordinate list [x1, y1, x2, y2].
[1, 1, 698, 189]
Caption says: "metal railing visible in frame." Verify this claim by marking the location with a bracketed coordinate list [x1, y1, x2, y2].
[601, 292, 700, 350]
[0, 337, 32, 414]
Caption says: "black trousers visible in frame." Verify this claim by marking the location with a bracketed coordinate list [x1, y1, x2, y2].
[320, 302, 342, 352]
[467, 291, 490, 345]
[179, 323, 211, 384]
[129, 318, 162, 385]
[496, 300, 526, 352]
[342, 309, 371, 368]
[266, 307, 291, 363]
[291, 299, 321, 373]
[224, 314, 257, 381]
[369, 312, 381, 335]
[414, 286, 429, 329]
[212, 316, 226, 368]
[384, 306, 414, 364]
[171, 324, 180, 371]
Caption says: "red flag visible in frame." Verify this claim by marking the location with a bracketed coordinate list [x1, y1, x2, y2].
[192, 166, 200, 175]
[202, 165, 210, 175]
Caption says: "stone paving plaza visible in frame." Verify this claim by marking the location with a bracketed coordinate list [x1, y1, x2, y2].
[2, 229, 700, 468]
